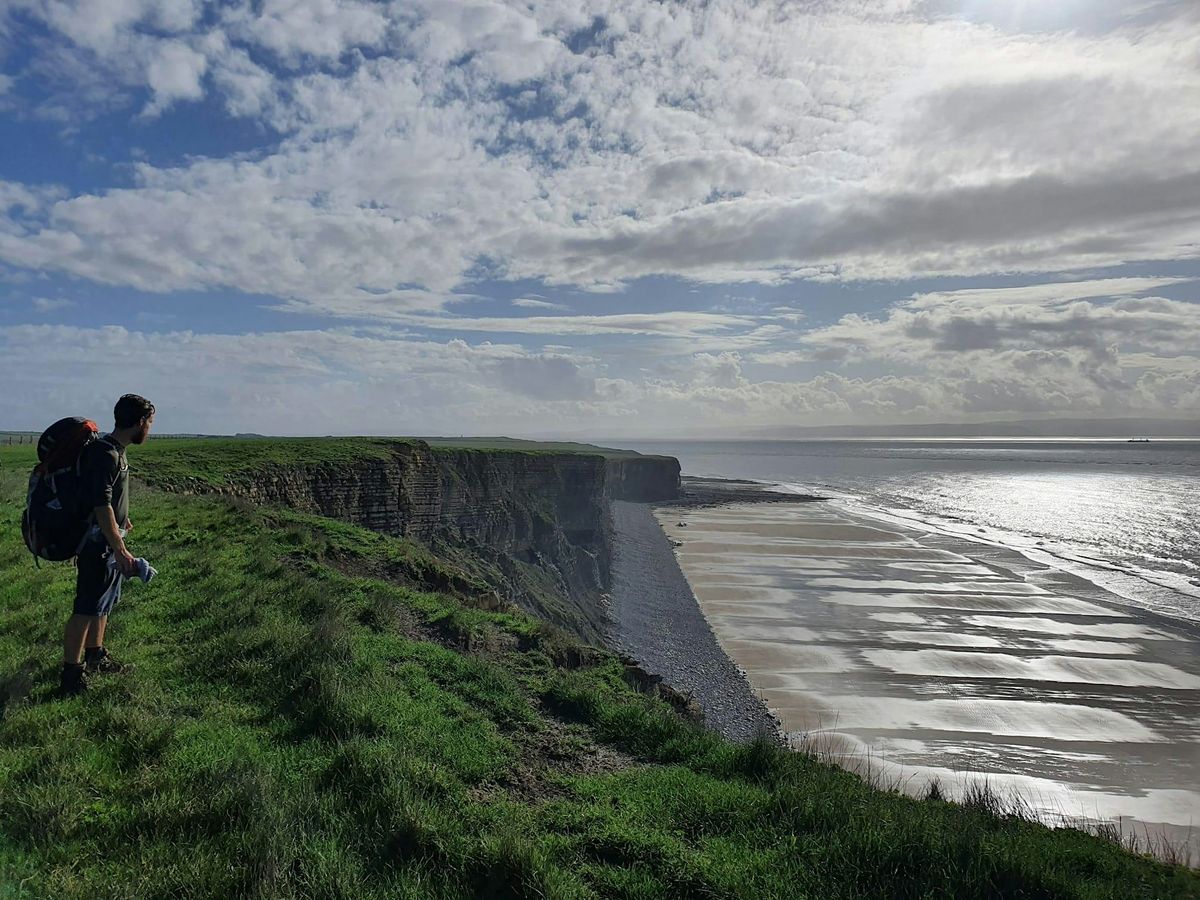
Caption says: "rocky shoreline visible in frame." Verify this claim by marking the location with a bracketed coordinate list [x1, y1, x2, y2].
[662, 475, 826, 510]
[606, 481, 822, 743]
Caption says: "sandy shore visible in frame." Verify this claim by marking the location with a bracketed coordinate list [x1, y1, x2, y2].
[658, 500, 1200, 861]
[607, 499, 783, 742]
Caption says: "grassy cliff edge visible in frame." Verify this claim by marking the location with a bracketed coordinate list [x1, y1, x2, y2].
[0, 441, 1195, 899]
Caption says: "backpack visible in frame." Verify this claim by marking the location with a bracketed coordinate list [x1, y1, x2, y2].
[21, 417, 102, 562]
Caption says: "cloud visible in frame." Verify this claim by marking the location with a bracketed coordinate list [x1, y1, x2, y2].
[907, 277, 1191, 310]
[750, 350, 812, 367]
[34, 0, 201, 51]
[385, 311, 757, 337]
[7, 0, 208, 119]
[1, 2, 1198, 308]
[142, 40, 208, 116]
[0, 323, 591, 434]
[402, 0, 565, 84]
[3, 3, 1200, 434]
[3, 312, 1198, 437]
[527, 168, 1200, 284]
[31, 297, 74, 312]
[800, 278, 1200, 364]
[493, 355, 596, 400]
[222, 0, 390, 66]
[753, 276, 1200, 420]
[512, 297, 568, 310]
[0, 181, 65, 217]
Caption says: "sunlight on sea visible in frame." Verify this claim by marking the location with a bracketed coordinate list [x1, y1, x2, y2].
[626, 440, 1200, 623]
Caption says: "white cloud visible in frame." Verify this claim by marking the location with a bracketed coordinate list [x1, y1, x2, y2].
[142, 40, 208, 116]
[34, 0, 201, 53]
[31, 297, 74, 312]
[2, 310, 1198, 436]
[741, 276, 1200, 421]
[202, 36, 277, 118]
[1, 2, 1197, 307]
[222, 0, 390, 65]
[750, 350, 812, 367]
[383, 310, 757, 337]
[512, 297, 568, 310]
[403, 0, 564, 84]
[0, 323, 603, 433]
[0, 181, 65, 217]
[526, 168, 1200, 284]
[907, 278, 1191, 310]
[799, 278, 1200, 364]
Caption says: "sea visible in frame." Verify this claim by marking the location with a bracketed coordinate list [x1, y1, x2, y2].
[621, 439, 1200, 628]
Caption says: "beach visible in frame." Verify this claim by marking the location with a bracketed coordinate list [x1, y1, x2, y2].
[649, 496, 1199, 859]
[607, 497, 781, 742]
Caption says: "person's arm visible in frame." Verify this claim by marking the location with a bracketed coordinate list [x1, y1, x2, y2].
[82, 444, 134, 573]
[94, 504, 136, 575]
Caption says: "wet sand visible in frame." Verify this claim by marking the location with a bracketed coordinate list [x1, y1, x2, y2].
[658, 500, 1200, 860]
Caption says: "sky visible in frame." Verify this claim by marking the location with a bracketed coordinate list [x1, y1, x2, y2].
[1, 0, 1198, 438]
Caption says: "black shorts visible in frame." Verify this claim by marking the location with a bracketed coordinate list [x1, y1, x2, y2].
[74, 542, 121, 616]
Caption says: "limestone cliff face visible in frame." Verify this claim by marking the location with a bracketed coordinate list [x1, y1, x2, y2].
[185, 443, 678, 642]
[605, 455, 681, 502]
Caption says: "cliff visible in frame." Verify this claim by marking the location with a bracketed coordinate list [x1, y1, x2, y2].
[604, 454, 681, 502]
[144, 439, 679, 642]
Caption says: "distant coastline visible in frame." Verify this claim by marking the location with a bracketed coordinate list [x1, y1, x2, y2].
[748, 416, 1200, 440]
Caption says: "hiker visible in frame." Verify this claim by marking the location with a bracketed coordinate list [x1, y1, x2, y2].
[60, 394, 155, 696]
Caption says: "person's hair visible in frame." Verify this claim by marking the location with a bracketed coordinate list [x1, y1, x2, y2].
[114, 394, 155, 429]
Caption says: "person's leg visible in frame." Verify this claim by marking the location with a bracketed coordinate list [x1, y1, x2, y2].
[83, 613, 130, 674]
[84, 615, 107, 654]
[63, 614, 94, 665]
[63, 544, 107, 694]
[61, 613, 92, 695]
[84, 563, 133, 673]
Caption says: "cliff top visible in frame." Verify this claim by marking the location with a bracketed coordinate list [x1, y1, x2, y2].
[419, 436, 654, 458]
[0, 436, 669, 491]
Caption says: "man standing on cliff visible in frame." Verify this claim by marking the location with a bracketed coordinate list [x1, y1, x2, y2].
[61, 394, 155, 696]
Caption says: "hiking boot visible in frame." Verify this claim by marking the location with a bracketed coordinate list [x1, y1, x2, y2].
[59, 663, 88, 697]
[84, 647, 133, 675]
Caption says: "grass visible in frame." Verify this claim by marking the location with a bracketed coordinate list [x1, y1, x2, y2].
[110, 437, 411, 490]
[0, 442, 1197, 898]
[418, 437, 644, 458]
[99, 435, 659, 493]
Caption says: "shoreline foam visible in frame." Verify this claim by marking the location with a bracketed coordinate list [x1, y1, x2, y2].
[828, 494, 1200, 629]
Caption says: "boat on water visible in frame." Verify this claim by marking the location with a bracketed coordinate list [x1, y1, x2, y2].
[1127, 437, 1152, 443]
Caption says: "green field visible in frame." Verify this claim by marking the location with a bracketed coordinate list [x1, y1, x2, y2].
[0, 442, 1196, 898]
[17, 435, 659, 492]
[419, 437, 643, 457]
